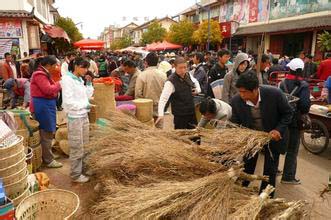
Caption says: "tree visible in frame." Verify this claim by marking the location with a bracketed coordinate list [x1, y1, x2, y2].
[193, 20, 223, 46]
[55, 17, 83, 43]
[317, 31, 331, 52]
[168, 20, 195, 46]
[141, 21, 166, 45]
[110, 35, 133, 50]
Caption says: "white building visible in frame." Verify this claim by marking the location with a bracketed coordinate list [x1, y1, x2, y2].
[0, 0, 58, 58]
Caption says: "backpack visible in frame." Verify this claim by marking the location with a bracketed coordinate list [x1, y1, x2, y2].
[281, 80, 311, 129]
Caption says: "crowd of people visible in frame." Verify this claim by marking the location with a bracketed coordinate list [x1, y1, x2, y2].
[0, 48, 331, 191]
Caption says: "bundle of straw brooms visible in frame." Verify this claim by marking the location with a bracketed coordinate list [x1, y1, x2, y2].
[85, 110, 308, 219]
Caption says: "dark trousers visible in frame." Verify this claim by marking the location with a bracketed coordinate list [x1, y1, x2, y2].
[56, 91, 62, 109]
[242, 147, 280, 198]
[174, 114, 197, 130]
[282, 127, 300, 181]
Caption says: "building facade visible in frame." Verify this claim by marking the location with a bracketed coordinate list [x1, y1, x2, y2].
[179, 0, 331, 59]
[0, 0, 58, 58]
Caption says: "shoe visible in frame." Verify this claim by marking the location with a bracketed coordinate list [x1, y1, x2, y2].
[46, 160, 63, 168]
[57, 107, 63, 111]
[281, 179, 301, 185]
[164, 111, 170, 115]
[73, 175, 90, 183]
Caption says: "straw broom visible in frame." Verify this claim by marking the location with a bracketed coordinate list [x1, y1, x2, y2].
[273, 201, 307, 220]
[92, 168, 242, 220]
[229, 185, 275, 220]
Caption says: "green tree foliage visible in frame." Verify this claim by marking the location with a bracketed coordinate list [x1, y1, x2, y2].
[193, 20, 223, 45]
[110, 35, 133, 50]
[168, 20, 195, 46]
[141, 21, 167, 45]
[317, 31, 331, 52]
[55, 17, 83, 43]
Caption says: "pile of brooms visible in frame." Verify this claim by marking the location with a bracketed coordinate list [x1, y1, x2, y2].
[85, 110, 308, 220]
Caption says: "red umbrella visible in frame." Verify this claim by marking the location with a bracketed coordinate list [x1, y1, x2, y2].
[145, 42, 158, 51]
[74, 39, 105, 48]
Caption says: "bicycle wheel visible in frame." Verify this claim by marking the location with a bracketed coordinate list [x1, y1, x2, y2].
[301, 119, 329, 154]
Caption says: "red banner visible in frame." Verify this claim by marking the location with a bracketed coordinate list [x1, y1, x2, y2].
[220, 22, 231, 38]
[249, 0, 259, 23]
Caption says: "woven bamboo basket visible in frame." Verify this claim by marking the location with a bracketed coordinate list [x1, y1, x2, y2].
[32, 145, 42, 172]
[26, 119, 39, 131]
[12, 183, 30, 207]
[0, 136, 24, 160]
[144, 118, 155, 127]
[5, 170, 28, 199]
[94, 83, 116, 119]
[9, 110, 30, 130]
[0, 155, 26, 177]
[15, 129, 29, 148]
[133, 98, 153, 123]
[59, 140, 69, 156]
[15, 189, 80, 220]
[28, 130, 40, 148]
[2, 163, 27, 185]
[0, 149, 25, 169]
[55, 127, 68, 142]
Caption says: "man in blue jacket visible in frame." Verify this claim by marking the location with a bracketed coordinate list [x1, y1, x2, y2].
[230, 71, 293, 197]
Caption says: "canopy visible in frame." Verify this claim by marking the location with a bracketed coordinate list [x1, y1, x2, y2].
[146, 41, 182, 51]
[43, 25, 70, 42]
[74, 39, 105, 49]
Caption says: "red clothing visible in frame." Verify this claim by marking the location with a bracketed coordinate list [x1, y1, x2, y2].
[30, 66, 61, 112]
[14, 78, 29, 97]
[0, 61, 13, 80]
[317, 58, 331, 81]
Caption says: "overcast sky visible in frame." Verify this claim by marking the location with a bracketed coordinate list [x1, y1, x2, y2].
[54, 0, 196, 39]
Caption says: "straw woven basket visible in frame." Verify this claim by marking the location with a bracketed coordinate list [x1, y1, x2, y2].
[94, 83, 116, 119]
[9, 110, 30, 130]
[133, 98, 153, 122]
[15, 129, 29, 147]
[55, 127, 68, 142]
[28, 130, 40, 148]
[15, 189, 80, 220]
[12, 183, 30, 207]
[0, 156, 26, 177]
[0, 136, 24, 159]
[59, 140, 69, 156]
[2, 163, 27, 185]
[144, 118, 155, 127]
[0, 149, 25, 169]
[32, 145, 42, 172]
[4, 171, 28, 199]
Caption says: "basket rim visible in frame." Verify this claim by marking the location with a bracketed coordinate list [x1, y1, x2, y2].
[12, 182, 30, 206]
[4, 169, 28, 187]
[0, 135, 23, 151]
[0, 156, 26, 172]
[0, 147, 25, 162]
[2, 162, 27, 182]
[16, 189, 80, 219]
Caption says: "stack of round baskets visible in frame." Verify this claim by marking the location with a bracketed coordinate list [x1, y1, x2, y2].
[0, 136, 30, 207]
[15, 189, 80, 220]
[12, 110, 42, 172]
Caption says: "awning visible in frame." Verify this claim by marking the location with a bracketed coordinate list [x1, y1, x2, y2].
[74, 39, 104, 47]
[146, 41, 182, 51]
[235, 12, 331, 36]
[43, 25, 70, 41]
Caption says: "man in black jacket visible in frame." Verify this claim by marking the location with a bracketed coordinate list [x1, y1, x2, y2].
[230, 71, 293, 197]
[207, 49, 231, 97]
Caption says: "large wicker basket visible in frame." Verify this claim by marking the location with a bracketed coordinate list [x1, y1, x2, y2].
[4, 170, 28, 198]
[15, 129, 29, 147]
[0, 148, 25, 169]
[12, 183, 30, 207]
[2, 163, 27, 185]
[28, 130, 40, 148]
[0, 156, 26, 177]
[15, 189, 80, 220]
[0, 136, 24, 159]
[32, 145, 42, 172]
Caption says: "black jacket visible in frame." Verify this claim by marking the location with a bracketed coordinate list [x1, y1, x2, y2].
[230, 85, 293, 154]
[303, 62, 318, 78]
[207, 63, 228, 97]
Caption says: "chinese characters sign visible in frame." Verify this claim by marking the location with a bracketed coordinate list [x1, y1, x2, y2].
[0, 21, 22, 38]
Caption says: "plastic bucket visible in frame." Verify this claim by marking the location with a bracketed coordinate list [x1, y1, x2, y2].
[26, 148, 33, 174]
[210, 79, 224, 100]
